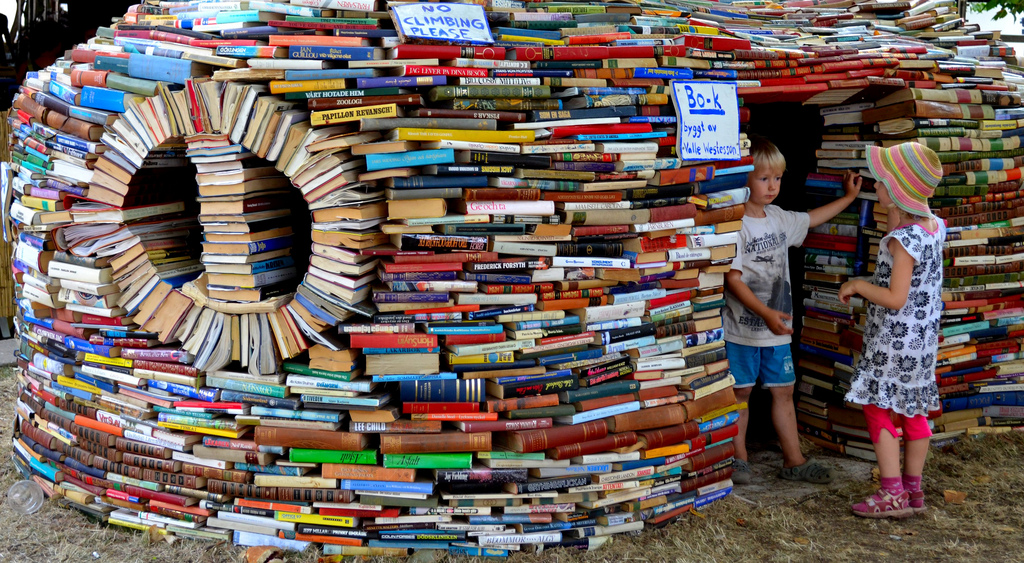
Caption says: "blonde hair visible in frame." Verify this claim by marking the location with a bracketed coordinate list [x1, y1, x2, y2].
[749, 135, 786, 175]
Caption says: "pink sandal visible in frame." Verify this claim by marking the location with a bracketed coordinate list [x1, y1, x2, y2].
[852, 489, 914, 519]
[908, 489, 927, 515]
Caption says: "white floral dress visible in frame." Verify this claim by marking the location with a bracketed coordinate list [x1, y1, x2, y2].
[845, 220, 945, 417]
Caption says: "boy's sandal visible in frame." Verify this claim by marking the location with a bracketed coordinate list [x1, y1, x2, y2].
[732, 459, 753, 485]
[852, 489, 914, 519]
[778, 458, 835, 484]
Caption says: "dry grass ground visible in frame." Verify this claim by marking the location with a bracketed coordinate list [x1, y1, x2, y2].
[1, 364, 1023, 563]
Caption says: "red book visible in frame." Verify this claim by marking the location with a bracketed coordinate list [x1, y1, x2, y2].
[443, 333, 505, 346]
[647, 290, 693, 310]
[392, 252, 498, 264]
[543, 192, 623, 202]
[483, 283, 552, 294]
[349, 333, 437, 349]
[404, 402, 481, 414]
[399, 65, 488, 77]
[564, 33, 631, 45]
[456, 418, 553, 432]
[382, 262, 463, 273]
[678, 34, 751, 51]
[550, 123, 651, 138]
[405, 304, 479, 314]
[173, 401, 244, 410]
[389, 45, 505, 60]
[191, 39, 259, 47]
[81, 314, 131, 326]
[411, 412, 498, 421]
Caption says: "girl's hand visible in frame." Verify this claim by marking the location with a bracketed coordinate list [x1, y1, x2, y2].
[843, 170, 862, 199]
[838, 280, 860, 304]
[764, 309, 794, 335]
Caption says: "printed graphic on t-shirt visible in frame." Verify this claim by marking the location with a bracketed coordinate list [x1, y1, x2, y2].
[737, 230, 792, 333]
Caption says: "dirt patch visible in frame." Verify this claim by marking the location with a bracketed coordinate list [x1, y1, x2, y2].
[2, 367, 1023, 563]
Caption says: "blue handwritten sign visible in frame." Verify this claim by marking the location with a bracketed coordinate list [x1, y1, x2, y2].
[671, 81, 741, 161]
[391, 2, 494, 45]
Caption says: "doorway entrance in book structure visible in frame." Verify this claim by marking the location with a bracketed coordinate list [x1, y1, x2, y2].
[740, 103, 823, 447]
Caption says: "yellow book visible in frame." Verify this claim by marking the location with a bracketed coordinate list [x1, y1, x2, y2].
[499, 35, 563, 45]
[642, 443, 690, 459]
[20, 195, 63, 211]
[109, 517, 169, 533]
[275, 512, 356, 528]
[696, 402, 742, 423]
[310, 103, 400, 126]
[85, 353, 132, 368]
[137, 14, 177, 21]
[157, 421, 251, 439]
[253, 475, 337, 488]
[56, 376, 102, 395]
[979, 120, 1019, 131]
[269, 78, 352, 95]
[36, 422, 73, 447]
[388, 128, 536, 144]
[446, 351, 515, 365]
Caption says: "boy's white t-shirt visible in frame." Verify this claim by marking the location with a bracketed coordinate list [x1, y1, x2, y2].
[723, 205, 810, 347]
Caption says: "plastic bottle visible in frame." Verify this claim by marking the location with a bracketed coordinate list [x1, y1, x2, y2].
[7, 480, 44, 515]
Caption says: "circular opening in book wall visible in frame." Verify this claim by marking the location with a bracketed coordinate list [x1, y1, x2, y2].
[172, 129, 375, 376]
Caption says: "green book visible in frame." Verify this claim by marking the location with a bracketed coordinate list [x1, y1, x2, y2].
[105, 73, 160, 97]
[477, 451, 545, 460]
[561, 380, 640, 403]
[289, 448, 377, 464]
[285, 16, 379, 24]
[282, 362, 357, 382]
[205, 375, 287, 398]
[504, 404, 575, 419]
[383, 453, 473, 469]
[284, 87, 402, 100]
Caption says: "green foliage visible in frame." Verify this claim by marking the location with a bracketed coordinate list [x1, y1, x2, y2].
[978, 0, 1024, 23]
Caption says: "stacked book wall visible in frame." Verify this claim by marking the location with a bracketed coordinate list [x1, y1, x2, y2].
[792, 19, 1024, 458]
[6, 0, 757, 557]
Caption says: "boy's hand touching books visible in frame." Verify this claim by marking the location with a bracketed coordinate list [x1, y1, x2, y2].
[843, 170, 862, 200]
[764, 309, 794, 335]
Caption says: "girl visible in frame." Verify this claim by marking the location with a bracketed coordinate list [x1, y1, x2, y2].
[838, 142, 945, 519]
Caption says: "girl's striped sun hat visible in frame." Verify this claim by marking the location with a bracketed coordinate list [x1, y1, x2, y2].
[865, 142, 942, 217]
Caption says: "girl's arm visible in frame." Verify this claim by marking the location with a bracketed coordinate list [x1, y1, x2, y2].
[838, 238, 914, 310]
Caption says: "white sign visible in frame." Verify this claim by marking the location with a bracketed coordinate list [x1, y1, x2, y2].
[391, 2, 494, 45]
[671, 81, 741, 161]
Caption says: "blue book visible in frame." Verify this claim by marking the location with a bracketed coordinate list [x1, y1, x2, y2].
[247, 256, 296, 274]
[537, 348, 604, 366]
[64, 337, 117, 357]
[467, 304, 535, 320]
[73, 373, 117, 394]
[522, 521, 572, 533]
[628, 116, 677, 124]
[79, 86, 132, 113]
[219, 390, 303, 410]
[147, 379, 218, 402]
[127, 53, 199, 86]
[284, 68, 378, 80]
[340, 479, 434, 494]
[426, 325, 504, 335]
[581, 87, 646, 95]
[372, 373, 458, 382]
[495, 370, 570, 385]
[942, 393, 995, 412]
[288, 45, 383, 61]
[161, 270, 203, 288]
[575, 132, 667, 141]
[293, 293, 341, 325]
[694, 173, 748, 195]
[495, 27, 561, 39]
[227, 235, 294, 255]
[234, 462, 308, 476]
[332, 29, 398, 38]
[250, 406, 341, 422]
[213, 9, 264, 23]
[695, 487, 733, 509]
[366, 149, 455, 172]
[617, 457, 663, 471]
[400, 379, 485, 402]
[693, 69, 738, 80]
[221, 26, 285, 40]
[47, 80, 80, 105]
[356, 76, 446, 89]
[993, 391, 1024, 406]
[51, 383, 94, 402]
[390, 175, 488, 189]
[470, 514, 547, 524]
[363, 347, 441, 354]
[632, 67, 694, 79]
[715, 164, 755, 176]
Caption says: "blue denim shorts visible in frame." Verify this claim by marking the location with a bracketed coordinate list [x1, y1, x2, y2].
[725, 342, 796, 389]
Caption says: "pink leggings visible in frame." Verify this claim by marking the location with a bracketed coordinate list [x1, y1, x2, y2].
[862, 404, 932, 444]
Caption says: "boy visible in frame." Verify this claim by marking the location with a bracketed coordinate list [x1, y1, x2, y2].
[724, 136, 861, 484]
